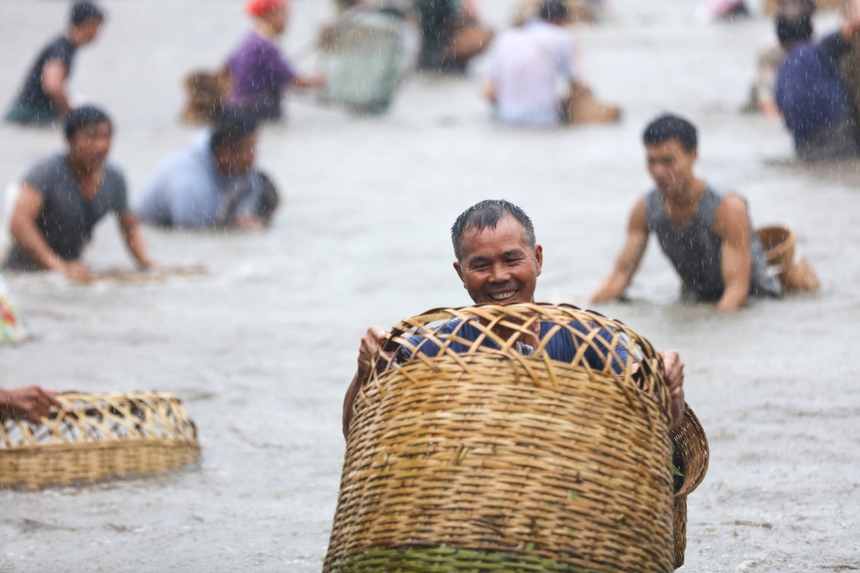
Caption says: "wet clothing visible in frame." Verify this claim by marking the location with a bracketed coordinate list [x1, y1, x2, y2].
[405, 318, 629, 373]
[488, 19, 576, 126]
[4, 154, 129, 270]
[644, 185, 781, 302]
[415, 0, 460, 69]
[775, 32, 859, 161]
[136, 131, 266, 228]
[226, 31, 296, 121]
[5, 36, 75, 125]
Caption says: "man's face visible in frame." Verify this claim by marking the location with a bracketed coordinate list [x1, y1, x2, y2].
[646, 139, 698, 200]
[454, 216, 543, 305]
[68, 121, 112, 169]
[264, 6, 288, 35]
[76, 18, 103, 45]
[216, 133, 258, 177]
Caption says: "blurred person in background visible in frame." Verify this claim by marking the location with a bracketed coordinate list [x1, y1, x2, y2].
[226, 0, 325, 122]
[591, 114, 781, 310]
[702, 0, 751, 20]
[484, 0, 620, 126]
[136, 112, 279, 230]
[5, 2, 105, 126]
[0, 386, 60, 423]
[415, 0, 493, 72]
[4, 106, 156, 283]
[744, 0, 818, 117]
[775, 5, 860, 160]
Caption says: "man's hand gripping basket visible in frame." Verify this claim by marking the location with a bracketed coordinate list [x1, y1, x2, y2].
[326, 303, 707, 573]
[0, 392, 200, 489]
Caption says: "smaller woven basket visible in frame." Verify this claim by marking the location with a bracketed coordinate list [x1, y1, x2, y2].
[669, 404, 709, 568]
[757, 226, 795, 269]
[0, 392, 199, 489]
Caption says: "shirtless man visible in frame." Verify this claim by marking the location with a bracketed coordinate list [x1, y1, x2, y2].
[5, 2, 104, 125]
[591, 114, 780, 310]
[343, 199, 686, 438]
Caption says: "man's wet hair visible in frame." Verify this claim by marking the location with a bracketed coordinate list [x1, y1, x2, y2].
[642, 113, 698, 152]
[65, 105, 112, 140]
[451, 200, 536, 262]
[776, 12, 813, 46]
[71, 2, 105, 26]
[539, 0, 569, 22]
[210, 111, 258, 154]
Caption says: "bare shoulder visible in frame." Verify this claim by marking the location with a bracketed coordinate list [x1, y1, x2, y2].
[714, 193, 751, 238]
[628, 196, 649, 230]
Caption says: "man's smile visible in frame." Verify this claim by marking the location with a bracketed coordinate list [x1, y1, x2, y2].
[487, 290, 518, 302]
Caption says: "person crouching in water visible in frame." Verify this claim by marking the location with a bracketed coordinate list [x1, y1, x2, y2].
[775, 5, 860, 161]
[225, 0, 325, 122]
[136, 112, 279, 230]
[5, 2, 105, 126]
[4, 106, 157, 283]
[484, 0, 620, 127]
[591, 114, 781, 310]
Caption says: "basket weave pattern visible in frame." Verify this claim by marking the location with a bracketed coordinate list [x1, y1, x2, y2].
[326, 304, 676, 572]
[1, 392, 199, 488]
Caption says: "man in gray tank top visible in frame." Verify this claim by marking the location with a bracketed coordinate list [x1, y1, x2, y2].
[591, 114, 781, 310]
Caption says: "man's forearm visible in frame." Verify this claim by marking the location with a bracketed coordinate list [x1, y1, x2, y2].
[46, 88, 72, 114]
[591, 271, 630, 303]
[12, 221, 65, 271]
[342, 368, 367, 439]
[716, 286, 747, 311]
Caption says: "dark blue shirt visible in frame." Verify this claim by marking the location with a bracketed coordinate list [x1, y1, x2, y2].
[404, 319, 630, 374]
[775, 32, 853, 141]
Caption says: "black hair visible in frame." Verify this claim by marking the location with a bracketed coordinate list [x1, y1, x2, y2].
[642, 113, 698, 152]
[210, 111, 258, 154]
[451, 200, 536, 262]
[776, 12, 813, 46]
[70, 2, 105, 26]
[539, 0, 569, 22]
[256, 171, 280, 221]
[64, 105, 112, 140]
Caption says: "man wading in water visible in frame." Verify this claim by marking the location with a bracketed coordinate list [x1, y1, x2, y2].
[342, 200, 686, 438]
[591, 114, 781, 310]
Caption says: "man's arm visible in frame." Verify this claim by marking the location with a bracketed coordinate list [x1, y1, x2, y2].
[342, 326, 388, 439]
[661, 350, 685, 431]
[0, 386, 61, 424]
[590, 198, 649, 303]
[713, 194, 753, 311]
[10, 183, 91, 281]
[41, 60, 71, 115]
[118, 212, 156, 270]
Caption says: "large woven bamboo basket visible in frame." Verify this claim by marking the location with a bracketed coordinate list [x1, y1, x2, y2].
[327, 303, 682, 573]
[669, 404, 710, 568]
[0, 392, 200, 489]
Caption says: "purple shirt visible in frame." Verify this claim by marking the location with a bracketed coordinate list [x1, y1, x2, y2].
[227, 31, 296, 120]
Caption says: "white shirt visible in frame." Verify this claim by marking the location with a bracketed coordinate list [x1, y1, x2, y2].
[488, 19, 576, 126]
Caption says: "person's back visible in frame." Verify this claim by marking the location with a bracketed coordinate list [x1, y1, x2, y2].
[489, 19, 574, 126]
[774, 10, 860, 160]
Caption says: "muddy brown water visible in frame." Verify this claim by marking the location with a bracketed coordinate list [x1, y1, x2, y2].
[1, 1, 859, 571]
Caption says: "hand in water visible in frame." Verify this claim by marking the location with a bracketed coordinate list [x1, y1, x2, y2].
[61, 261, 93, 283]
[661, 350, 685, 430]
[0, 386, 61, 423]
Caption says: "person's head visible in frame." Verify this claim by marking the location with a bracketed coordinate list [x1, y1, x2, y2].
[256, 171, 280, 222]
[68, 2, 104, 46]
[539, 0, 569, 25]
[451, 200, 542, 305]
[642, 113, 699, 199]
[246, 0, 289, 36]
[776, 12, 813, 48]
[64, 105, 112, 169]
[210, 111, 259, 177]
[779, 0, 816, 16]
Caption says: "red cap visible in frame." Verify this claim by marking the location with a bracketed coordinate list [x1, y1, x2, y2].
[245, 0, 286, 17]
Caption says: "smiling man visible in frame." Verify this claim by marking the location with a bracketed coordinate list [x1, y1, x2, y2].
[343, 199, 686, 438]
[591, 114, 781, 310]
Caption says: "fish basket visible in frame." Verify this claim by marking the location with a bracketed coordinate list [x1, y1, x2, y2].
[669, 405, 710, 568]
[0, 392, 200, 489]
[757, 225, 795, 269]
[327, 303, 687, 573]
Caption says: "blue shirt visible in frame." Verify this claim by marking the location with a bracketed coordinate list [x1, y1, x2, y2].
[136, 132, 262, 228]
[775, 32, 852, 141]
[404, 318, 630, 374]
